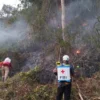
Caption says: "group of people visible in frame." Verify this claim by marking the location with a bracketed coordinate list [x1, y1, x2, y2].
[0, 55, 73, 100]
[53, 55, 74, 100]
[0, 57, 12, 82]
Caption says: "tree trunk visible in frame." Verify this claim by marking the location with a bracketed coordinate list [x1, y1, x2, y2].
[61, 0, 66, 41]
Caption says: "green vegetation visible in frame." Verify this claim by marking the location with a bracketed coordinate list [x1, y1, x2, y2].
[0, 0, 100, 99]
[0, 67, 100, 100]
[0, 67, 57, 100]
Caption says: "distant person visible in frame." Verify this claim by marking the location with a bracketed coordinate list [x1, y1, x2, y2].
[53, 55, 74, 100]
[2, 57, 12, 82]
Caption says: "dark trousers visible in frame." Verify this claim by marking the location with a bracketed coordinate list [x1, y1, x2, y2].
[56, 83, 71, 100]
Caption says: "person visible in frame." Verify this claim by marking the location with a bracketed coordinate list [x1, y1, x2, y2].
[53, 55, 74, 100]
[2, 57, 12, 82]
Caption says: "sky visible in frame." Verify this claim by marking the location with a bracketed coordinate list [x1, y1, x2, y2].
[0, 0, 20, 10]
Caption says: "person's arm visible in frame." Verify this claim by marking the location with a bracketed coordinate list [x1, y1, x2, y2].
[9, 63, 12, 69]
[70, 65, 74, 77]
[53, 68, 57, 75]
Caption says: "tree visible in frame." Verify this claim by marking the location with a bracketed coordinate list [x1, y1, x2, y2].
[61, 0, 66, 41]
[0, 11, 4, 18]
[2, 4, 17, 17]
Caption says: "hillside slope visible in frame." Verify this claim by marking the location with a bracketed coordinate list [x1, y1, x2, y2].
[0, 67, 100, 100]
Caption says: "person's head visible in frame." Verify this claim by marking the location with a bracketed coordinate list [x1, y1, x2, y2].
[62, 55, 69, 64]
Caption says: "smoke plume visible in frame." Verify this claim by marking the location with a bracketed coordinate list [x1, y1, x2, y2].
[49, 0, 100, 49]
[0, 17, 30, 49]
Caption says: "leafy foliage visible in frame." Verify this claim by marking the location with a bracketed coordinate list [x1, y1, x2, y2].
[0, 67, 100, 100]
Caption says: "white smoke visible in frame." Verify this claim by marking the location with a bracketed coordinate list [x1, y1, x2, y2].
[0, 17, 30, 48]
[48, 0, 100, 49]
[66, 0, 93, 23]
[49, 0, 95, 28]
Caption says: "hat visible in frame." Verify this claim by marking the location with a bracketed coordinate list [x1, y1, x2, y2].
[63, 55, 69, 61]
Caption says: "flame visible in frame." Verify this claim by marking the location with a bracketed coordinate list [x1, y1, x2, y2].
[76, 50, 80, 54]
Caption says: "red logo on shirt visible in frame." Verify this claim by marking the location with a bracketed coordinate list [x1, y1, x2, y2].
[61, 70, 65, 74]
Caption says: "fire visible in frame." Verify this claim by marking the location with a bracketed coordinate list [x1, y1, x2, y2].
[76, 50, 80, 54]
